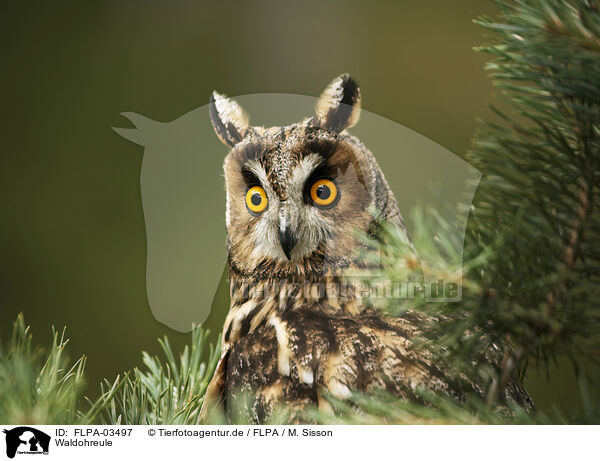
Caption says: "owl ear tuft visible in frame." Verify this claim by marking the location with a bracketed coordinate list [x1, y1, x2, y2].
[209, 91, 250, 147]
[314, 74, 361, 133]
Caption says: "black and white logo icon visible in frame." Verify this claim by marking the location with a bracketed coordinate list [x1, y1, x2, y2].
[3, 427, 50, 458]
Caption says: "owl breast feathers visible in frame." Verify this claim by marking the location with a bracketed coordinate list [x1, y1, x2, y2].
[202, 74, 532, 423]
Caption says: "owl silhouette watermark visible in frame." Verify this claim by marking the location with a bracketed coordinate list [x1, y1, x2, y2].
[114, 85, 480, 332]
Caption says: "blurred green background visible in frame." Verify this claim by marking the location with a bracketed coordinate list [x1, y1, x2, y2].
[0, 1, 581, 415]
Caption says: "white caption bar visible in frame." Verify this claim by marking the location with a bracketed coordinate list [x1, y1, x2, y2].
[0, 425, 596, 461]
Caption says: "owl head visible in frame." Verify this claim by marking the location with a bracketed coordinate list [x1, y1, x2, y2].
[210, 74, 402, 279]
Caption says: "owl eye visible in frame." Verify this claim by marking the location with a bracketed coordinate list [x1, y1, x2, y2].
[245, 186, 268, 214]
[309, 179, 338, 208]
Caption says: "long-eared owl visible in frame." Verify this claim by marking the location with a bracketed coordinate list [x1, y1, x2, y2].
[202, 74, 530, 422]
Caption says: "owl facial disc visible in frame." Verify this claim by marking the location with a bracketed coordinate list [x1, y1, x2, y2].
[213, 74, 396, 275]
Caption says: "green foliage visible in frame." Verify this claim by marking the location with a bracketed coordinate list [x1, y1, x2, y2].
[0, 314, 87, 424]
[96, 328, 220, 424]
[0, 316, 219, 425]
[467, 0, 600, 391]
[308, 389, 545, 425]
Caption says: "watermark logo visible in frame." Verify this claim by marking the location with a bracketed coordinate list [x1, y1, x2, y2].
[114, 92, 481, 331]
[3, 427, 50, 458]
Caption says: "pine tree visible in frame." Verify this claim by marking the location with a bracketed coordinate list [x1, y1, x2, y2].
[0, 0, 598, 424]
[463, 0, 600, 417]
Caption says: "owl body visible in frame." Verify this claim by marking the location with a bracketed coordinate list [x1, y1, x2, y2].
[203, 75, 530, 422]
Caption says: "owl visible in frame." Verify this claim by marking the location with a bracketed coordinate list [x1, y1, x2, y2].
[202, 74, 531, 422]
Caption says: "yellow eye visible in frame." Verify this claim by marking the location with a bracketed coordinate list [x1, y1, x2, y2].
[245, 186, 268, 214]
[310, 179, 338, 207]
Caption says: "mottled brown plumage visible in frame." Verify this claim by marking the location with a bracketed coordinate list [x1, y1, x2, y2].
[203, 74, 531, 423]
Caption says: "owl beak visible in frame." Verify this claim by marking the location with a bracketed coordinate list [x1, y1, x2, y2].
[278, 212, 297, 260]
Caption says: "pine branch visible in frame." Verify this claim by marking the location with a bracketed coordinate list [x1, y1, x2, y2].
[0, 315, 220, 425]
[465, 0, 600, 394]
[96, 327, 220, 425]
[0, 314, 87, 424]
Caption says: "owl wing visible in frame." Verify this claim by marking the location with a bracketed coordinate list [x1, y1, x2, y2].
[200, 346, 230, 420]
